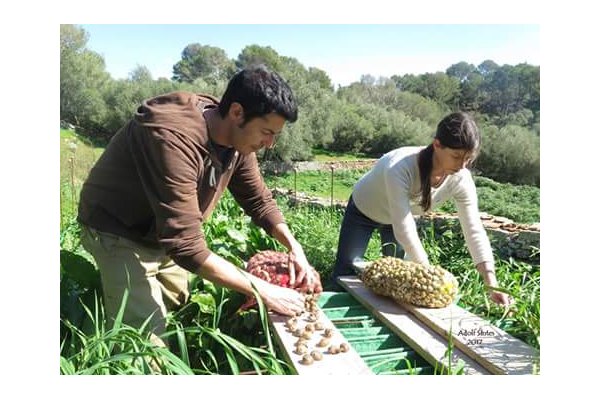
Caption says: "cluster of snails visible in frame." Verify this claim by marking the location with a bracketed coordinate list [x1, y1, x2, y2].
[284, 293, 351, 366]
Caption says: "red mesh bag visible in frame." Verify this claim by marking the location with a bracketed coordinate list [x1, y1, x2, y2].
[240, 250, 292, 310]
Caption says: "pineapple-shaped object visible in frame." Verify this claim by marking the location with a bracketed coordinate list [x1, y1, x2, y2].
[361, 257, 458, 308]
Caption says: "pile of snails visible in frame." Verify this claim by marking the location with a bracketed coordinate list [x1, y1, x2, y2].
[284, 293, 351, 366]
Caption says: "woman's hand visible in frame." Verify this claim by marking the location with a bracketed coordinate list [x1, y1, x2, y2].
[487, 288, 514, 306]
[476, 261, 514, 307]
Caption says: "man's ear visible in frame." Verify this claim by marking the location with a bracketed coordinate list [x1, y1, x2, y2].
[228, 102, 245, 125]
[432, 138, 442, 150]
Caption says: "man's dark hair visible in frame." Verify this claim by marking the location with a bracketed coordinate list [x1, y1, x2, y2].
[218, 65, 298, 124]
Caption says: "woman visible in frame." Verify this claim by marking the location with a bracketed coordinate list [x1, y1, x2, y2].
[331, 112, 512, 305]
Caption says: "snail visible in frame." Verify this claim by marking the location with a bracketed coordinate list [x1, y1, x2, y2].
[293, 328, 303, 337]
[310, 350, 323, 361]
[323, 328, 334, 338]
[314, 321, 324, 331]
[339, 343, 350, 353]
[300, 330, 312, 340]
[294, 344, 309, 355]
[300, 354, 314, 365]
[305, 323, 315, 332]
[317, 338, 330, 347]
[328, 345, 340, 355]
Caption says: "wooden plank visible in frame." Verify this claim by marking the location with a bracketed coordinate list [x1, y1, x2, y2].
[402, 302, 540, 375]
[338, 276, 489, 375]
[269, 308, 374, 375]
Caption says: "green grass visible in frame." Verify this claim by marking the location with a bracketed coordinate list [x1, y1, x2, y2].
[265, 169, 369, 203]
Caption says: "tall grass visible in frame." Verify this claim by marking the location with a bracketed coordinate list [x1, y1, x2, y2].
[60, 292, 195, 375]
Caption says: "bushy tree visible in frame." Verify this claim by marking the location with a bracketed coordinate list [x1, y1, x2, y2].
[172, 44, 235, 84]
[102, 71, 186, 138]
[308, 67, 333, 91]
[60, 24, 111, 132]
[328, 102, 376, 153]
[236, 45, 284, 73]
[391, 72, 460, 108]
[365, 110, 434, 156]
[338, 80, 447, 126]
[476, 124, 540, 185]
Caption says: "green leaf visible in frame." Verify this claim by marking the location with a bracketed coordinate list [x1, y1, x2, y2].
[202, 279, 218, 297]
[60, 250, 101, 289]
[226, 228, 248, 243]
[190, 292, 216, 314]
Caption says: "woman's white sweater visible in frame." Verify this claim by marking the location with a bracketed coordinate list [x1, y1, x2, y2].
[352, 146, 494, 266]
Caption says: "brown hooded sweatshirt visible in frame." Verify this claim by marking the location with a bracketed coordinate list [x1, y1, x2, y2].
[78, 91, 285, 274]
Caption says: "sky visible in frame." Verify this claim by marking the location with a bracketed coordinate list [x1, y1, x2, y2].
[80, 24, 540, 87]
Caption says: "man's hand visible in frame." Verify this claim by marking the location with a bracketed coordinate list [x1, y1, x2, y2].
[271, 222, 323, 294]
[287, 248, 322, 294]
[260, 284, 305, 316]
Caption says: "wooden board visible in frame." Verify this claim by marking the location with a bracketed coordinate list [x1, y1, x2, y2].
[402, 302, 540, 375]
[338, 276, 489, 375]
[269, 307, 374, 375]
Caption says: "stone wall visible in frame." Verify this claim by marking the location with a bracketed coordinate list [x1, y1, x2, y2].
[272, 188, 540, 265]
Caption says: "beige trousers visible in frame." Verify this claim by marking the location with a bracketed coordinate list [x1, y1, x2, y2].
[80, 224, 190, 346]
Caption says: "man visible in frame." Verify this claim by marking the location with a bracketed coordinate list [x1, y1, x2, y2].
[78, 65, 321, 345]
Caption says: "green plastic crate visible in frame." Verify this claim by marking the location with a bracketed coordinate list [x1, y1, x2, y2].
[317, 291, 435, 375]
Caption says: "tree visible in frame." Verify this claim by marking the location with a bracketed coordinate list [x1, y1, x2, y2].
[236, 45, 284, 73]
[458, 70, 485, 112]
[60, 24, 111, 133]
[446, 62, 476, 83]
[514, 63, 540, 113]
[129, 65, 153, 82]
[478, 59, 499, 76]
[419, 72, 460, 108]
[392, 73, 420, 92]
[172, 44, 235, 84]
[391, 72, 460, 108]
[308, 67, 333, 91]
[477, 124, 539, 185]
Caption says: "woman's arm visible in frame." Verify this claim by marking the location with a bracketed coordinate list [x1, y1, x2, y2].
[454, 173, 513, 306]
[384, 163, 430, 265]
[476, 261, 513, 306]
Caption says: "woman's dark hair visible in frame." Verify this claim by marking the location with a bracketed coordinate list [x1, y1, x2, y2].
[218, 65, 298, 124]
[417, 112, 481, 211]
